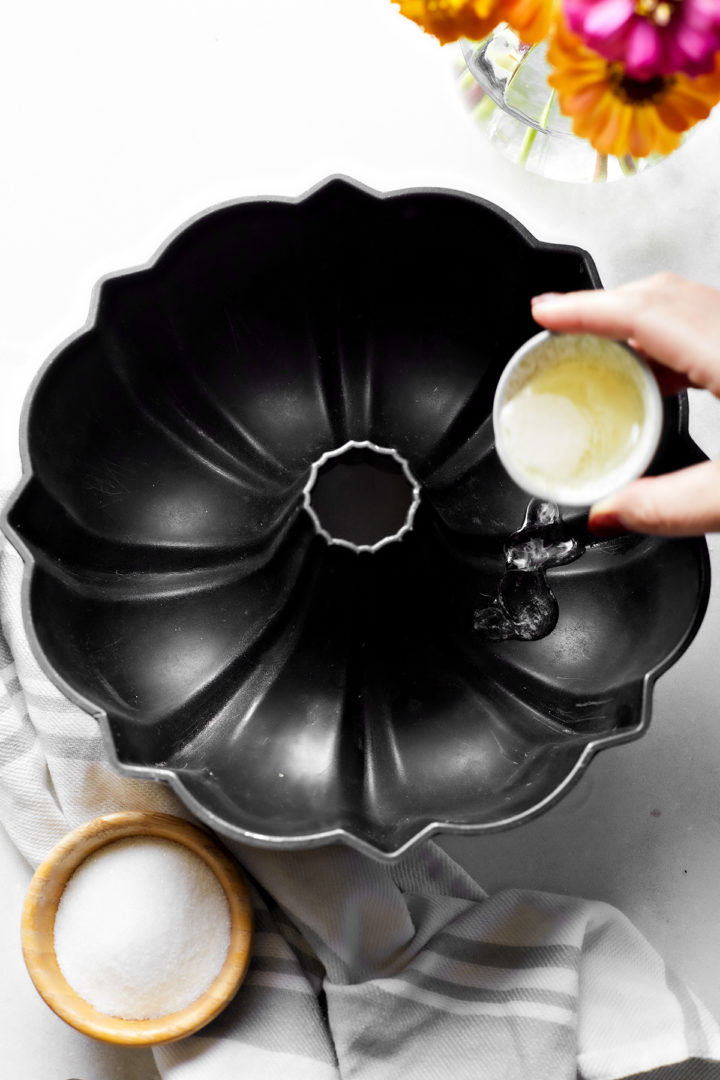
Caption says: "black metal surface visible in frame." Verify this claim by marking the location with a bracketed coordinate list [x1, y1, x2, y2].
[2, 178, 710, 858]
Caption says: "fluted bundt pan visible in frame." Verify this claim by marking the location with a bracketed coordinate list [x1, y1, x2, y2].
[2, 179, 710, 858]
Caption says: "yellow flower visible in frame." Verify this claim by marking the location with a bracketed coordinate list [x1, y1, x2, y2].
[547, 16, 720, 157]
[395, 0, 554, 45]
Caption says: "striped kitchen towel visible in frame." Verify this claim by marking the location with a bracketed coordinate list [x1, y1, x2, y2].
[1, 525, 719, 1080]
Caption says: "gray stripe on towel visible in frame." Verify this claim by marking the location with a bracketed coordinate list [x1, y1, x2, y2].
[396, 968, 576, 1010]
[41, 733, 104, 761]
[0, 711, 37, 766]
[430, 932, 581, 971]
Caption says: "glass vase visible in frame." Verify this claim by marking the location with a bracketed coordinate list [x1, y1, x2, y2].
[456, 26, 665, 183]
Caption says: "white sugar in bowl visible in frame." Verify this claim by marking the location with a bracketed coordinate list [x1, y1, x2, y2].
[21, 811, 253, 1045]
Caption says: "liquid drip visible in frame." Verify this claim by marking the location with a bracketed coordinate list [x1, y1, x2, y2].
[473, 500, 584, 641]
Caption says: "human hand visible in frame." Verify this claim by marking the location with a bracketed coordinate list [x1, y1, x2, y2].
[530, 272, 720, 538]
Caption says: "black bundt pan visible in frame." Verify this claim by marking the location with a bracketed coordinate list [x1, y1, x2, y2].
[2, 178, 710, 859]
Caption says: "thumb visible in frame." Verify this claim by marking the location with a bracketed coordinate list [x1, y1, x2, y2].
[589, 460, 720, 538]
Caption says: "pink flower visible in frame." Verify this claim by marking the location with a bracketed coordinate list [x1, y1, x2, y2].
[563, 0, 720, 78]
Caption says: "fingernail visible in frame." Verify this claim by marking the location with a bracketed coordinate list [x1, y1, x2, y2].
[531, 292, 562, 307]
[588, 510, 627, 538]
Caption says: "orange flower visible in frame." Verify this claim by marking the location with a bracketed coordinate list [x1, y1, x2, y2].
[395, 0, 554, 46]
[395, 0, 502, 45]
[547, 16, 720, 158]
[501, 0, 556, 43]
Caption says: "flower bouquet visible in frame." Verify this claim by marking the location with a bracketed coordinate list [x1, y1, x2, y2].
[395, 0, 720, 179]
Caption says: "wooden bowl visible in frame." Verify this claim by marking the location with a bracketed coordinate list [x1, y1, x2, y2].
[21, 811, 254, 1046]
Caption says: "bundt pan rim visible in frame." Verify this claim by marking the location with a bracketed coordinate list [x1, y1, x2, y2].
[1, 176, 711, 861]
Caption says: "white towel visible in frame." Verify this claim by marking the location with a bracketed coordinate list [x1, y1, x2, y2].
[1, 520, 719, 1080]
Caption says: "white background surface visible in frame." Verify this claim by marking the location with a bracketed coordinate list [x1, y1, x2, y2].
[1, 2, 720, 1077]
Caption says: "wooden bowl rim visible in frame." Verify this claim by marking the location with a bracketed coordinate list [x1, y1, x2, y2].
[21, 810, 253, 1046]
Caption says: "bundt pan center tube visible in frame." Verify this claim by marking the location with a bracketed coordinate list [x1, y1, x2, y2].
[2, 178, 710, 860]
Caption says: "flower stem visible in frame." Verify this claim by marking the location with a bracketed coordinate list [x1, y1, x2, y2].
[619, 154, 638, 176]
[537, 86, 556, 130]
[473, 94, 497, 123]
[593, 153, 608, 182]
[518, 87, 556, 167]
[459, 69, 476, 93]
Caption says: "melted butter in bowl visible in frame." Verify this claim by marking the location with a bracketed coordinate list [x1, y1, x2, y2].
[494, 332, 663, 506]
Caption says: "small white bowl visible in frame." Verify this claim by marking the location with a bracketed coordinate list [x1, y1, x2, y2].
[493, 330, 663, 507]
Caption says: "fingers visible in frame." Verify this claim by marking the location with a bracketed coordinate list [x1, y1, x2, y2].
[588, 460, 720, 538]
[529, 289, 691, 394]
[530, 273, 720, 537]
[530, 288, 642, 341]
[531, 273, 720, 397]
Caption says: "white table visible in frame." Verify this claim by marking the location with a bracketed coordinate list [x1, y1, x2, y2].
[2, 2, 720, 1076]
